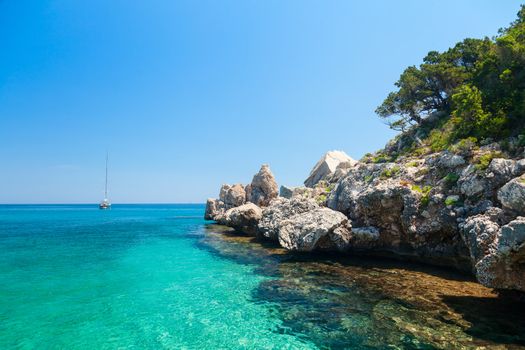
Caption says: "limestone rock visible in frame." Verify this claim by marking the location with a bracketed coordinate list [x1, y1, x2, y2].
[460, 213, 501, 263]
[351, 226, 380, 249]
[304, 151, 356, 188]
[436, 151, 465, 168]
[218, 203, 262, 236]
[204, 198, 225, 221]
[459, 165, 486, 198]
[219, 184, 246, 207]
[246, 164, 279, 207]
[205, 183, 246, 221]
[258, 197, 319, 240]
[488, 158, 519, 180]
[279, 185, 294, 199]
[498, 175, 525, 214]
[278, 208, 351, 252]
[476, 217, 525, 291]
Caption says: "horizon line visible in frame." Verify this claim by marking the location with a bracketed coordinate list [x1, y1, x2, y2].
[0, 202, 206, 205]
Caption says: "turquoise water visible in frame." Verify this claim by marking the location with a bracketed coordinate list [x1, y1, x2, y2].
[1, 204, 525, 349]
[0, 205, 315, 349]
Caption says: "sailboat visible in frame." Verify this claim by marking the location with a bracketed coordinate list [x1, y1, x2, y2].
[99, 153, 111, 209]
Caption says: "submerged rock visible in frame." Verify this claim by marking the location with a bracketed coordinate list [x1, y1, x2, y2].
[304, 150, 356, 188]
[278, 208, 351, 252]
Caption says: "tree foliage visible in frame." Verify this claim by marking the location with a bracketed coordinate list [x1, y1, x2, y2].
[377, 5, 525, 144]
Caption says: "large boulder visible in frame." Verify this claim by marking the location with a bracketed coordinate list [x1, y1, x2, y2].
[460, 211, 525, 292]
[458, 165, 487, 198]
[205, 183, 246, 221]
[258, 197, 319, 240]
[204, 198, 225, 220]
[351, 181, 419, 240]
[218, 203, 263, 236]
[498, 175, 525, 214]
[278, 208, 352, 252]
[279, 185, 294, 199]
[246, 164, 279, 207]
[219, 184, 246, 207]
[459, 208, 503, 263]
[304, 150, 356, 188]
[431, 151, 465, 168]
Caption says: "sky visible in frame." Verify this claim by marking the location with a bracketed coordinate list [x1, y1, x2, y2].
[0, 1, 521, 203]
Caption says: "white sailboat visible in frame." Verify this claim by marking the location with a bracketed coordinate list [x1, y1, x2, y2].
[99, 153, 111, 209]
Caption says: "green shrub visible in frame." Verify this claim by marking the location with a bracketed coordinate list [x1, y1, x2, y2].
[427, 128, 451, 152]
[411, 147, 429, 157]
[407, 161, 419, 167]
[443, 173, 459, 186]
[412, 185, 432, 207]
[363, 175, 374, 183]
[444, 196, 462, 206]
[373, 155, 389, 163]
[380, 165, 401, 179]
[450, 137, 478, 154]
[475, 151, 502, 171]
[361, 153, 373, 163]
[316, 194, 327, 204]
[324, 183, 335, 193]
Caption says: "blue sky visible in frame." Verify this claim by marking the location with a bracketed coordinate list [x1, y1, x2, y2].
[0, 1, 520, 203]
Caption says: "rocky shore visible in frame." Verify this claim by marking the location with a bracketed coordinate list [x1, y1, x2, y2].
[205, 148, 525, 294]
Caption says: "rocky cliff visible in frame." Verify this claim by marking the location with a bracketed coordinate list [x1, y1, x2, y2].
[205, 146, 525, 294]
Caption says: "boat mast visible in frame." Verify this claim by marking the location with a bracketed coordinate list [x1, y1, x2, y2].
[105, 152, 108, 200]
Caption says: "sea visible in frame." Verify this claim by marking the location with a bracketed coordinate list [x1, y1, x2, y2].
[0, 204, 524, 349]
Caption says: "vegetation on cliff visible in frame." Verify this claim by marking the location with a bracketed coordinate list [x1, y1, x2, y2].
[376, 5, 525, 157]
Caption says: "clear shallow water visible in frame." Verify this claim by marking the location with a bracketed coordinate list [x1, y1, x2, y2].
[0, 204, 524, 349]
[0, 204, 315, 349]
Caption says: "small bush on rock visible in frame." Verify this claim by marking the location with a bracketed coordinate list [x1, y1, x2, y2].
[475, 151, 503, 171]
[443, 173, 460, 186]
[380, 165, 401, 179]
[412, 185, 432, 207]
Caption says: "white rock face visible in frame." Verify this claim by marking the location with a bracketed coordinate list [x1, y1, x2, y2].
[435, 151, 466, 168]
[219, 203, 262, 236]
[461, 215, 525, 291]
[304, 151, 356, 188]
[498, 175, 525, 214]
[278, 208, 351, 252]
[258, 197, 319, 240]
[219, 184, 246, 207]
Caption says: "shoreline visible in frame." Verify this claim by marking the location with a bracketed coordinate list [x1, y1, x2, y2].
[201, 222, 525, 348]
[205, 150, 525, 295]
